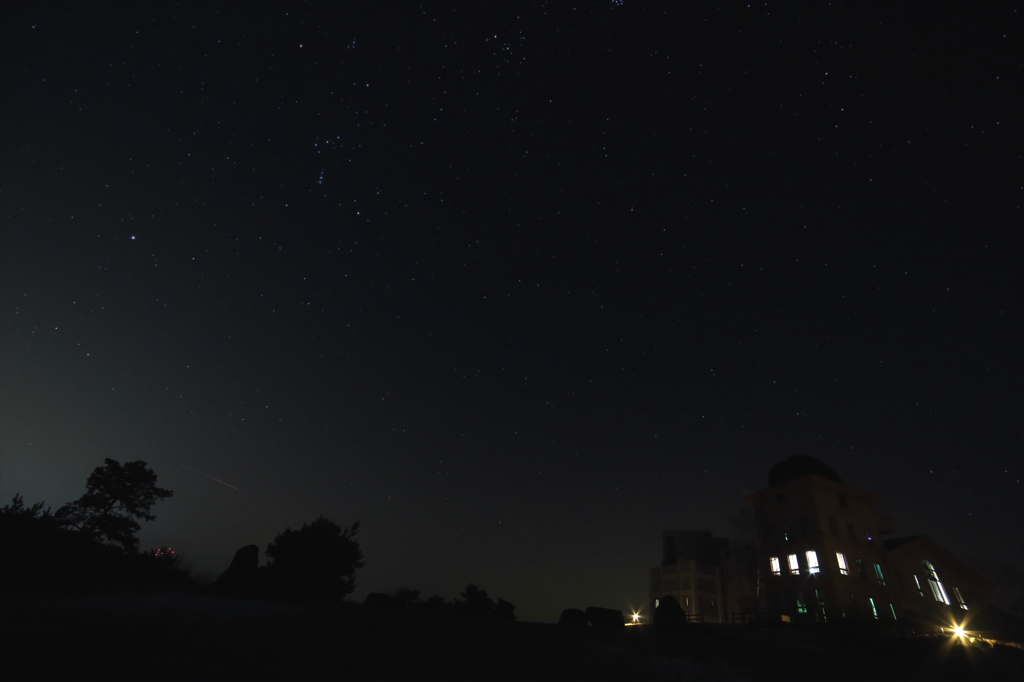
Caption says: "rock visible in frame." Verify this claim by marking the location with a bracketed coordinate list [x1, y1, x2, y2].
[586, 606, 625, 629]
[363, 592, 398, 608]
[558, 608, 589, 627]
[211, 545, 260, 596]
[653, 594, 687, 631]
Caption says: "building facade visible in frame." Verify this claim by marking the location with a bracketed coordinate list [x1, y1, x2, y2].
[648, 530, 757, 623]
[649, 455, 989, 630]
[743, 455, 988, 629]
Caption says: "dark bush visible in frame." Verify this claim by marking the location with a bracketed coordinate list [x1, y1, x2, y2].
[264, 516, 363, 603]
[586, 607, 625, 629]
[558, 608, 589, 627]
[653, 594, 687, 632]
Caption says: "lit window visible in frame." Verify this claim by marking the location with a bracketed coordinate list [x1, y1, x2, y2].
[923, 560, 950, 605]
[788, 553, 800, 575]
[836, 552, 849, 575]
[913, 574, 924, 597]
[867, 597, 878, 619]
[806, 550, 820, 574]
[796, 592, 807, 614]
[953, 587, 968, 611]
[655, 599, 659, 608]
[873, 563, 886, 587]
[889, 604, 897, 620]
[770, 556, 781, 576]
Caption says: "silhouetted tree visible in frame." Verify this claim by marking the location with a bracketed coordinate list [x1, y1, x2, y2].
[1, 494, 63, 570]
[1, 494, 56, 524]
[265, 516, 363, 601]
[494, 597, 517, 621]
[390, 587, 421, 608]
[1, 494, 105, 586]
[460, 583, 495, 617]
[2, 493, 193, 595]
[55, 459, 173, 552]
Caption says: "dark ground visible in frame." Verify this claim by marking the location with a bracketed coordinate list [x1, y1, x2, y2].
[5, 594, 1024, 680]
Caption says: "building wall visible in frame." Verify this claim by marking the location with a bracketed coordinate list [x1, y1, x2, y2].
[747, 474, 901, 623]
[651, 467, 988, 630]
[649, 560, 724, 622]
[884, 540, 985, 628]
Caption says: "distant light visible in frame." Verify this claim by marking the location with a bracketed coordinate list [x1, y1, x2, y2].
[953, 625, 965, 638]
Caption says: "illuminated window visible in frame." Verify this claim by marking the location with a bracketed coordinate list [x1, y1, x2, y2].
[796, 592, 808, 614]
[889, 604, 897, 620]
[867, 597, 879, 619]
[806, 550, 820, 574]
[913, 574, 924, 597]
[953, 587, 968, 611]
[788, 553, 800, 575]
[923, 560, 950, 605]
[828, 517, 839, 536]
[655, 599, 659, 608]
[685, 596, 690, 608]
[836, 552, 849, 575]
[770, 556, 781, 576]
[873, 563, 886, 587]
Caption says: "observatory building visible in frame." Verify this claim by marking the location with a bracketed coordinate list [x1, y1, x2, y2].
[649, 455, 989, 628]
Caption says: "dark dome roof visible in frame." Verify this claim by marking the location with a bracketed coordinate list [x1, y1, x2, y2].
[768, 454, 842, 487]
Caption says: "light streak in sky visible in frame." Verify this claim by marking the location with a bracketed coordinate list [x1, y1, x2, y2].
[182, 464, 238, 490]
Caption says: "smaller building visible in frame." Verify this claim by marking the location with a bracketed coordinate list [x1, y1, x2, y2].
[649, 530, 757, 623]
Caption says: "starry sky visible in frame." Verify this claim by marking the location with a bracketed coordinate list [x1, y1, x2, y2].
[1, 2, 1020, 623]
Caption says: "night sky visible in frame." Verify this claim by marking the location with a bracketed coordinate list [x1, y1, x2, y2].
[1, 2, 1020, 623]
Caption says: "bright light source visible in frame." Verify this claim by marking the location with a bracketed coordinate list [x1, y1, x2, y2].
[953, 625, 965, 638]
[632, 612, 640, 623]
[806, 550, 820, 574]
